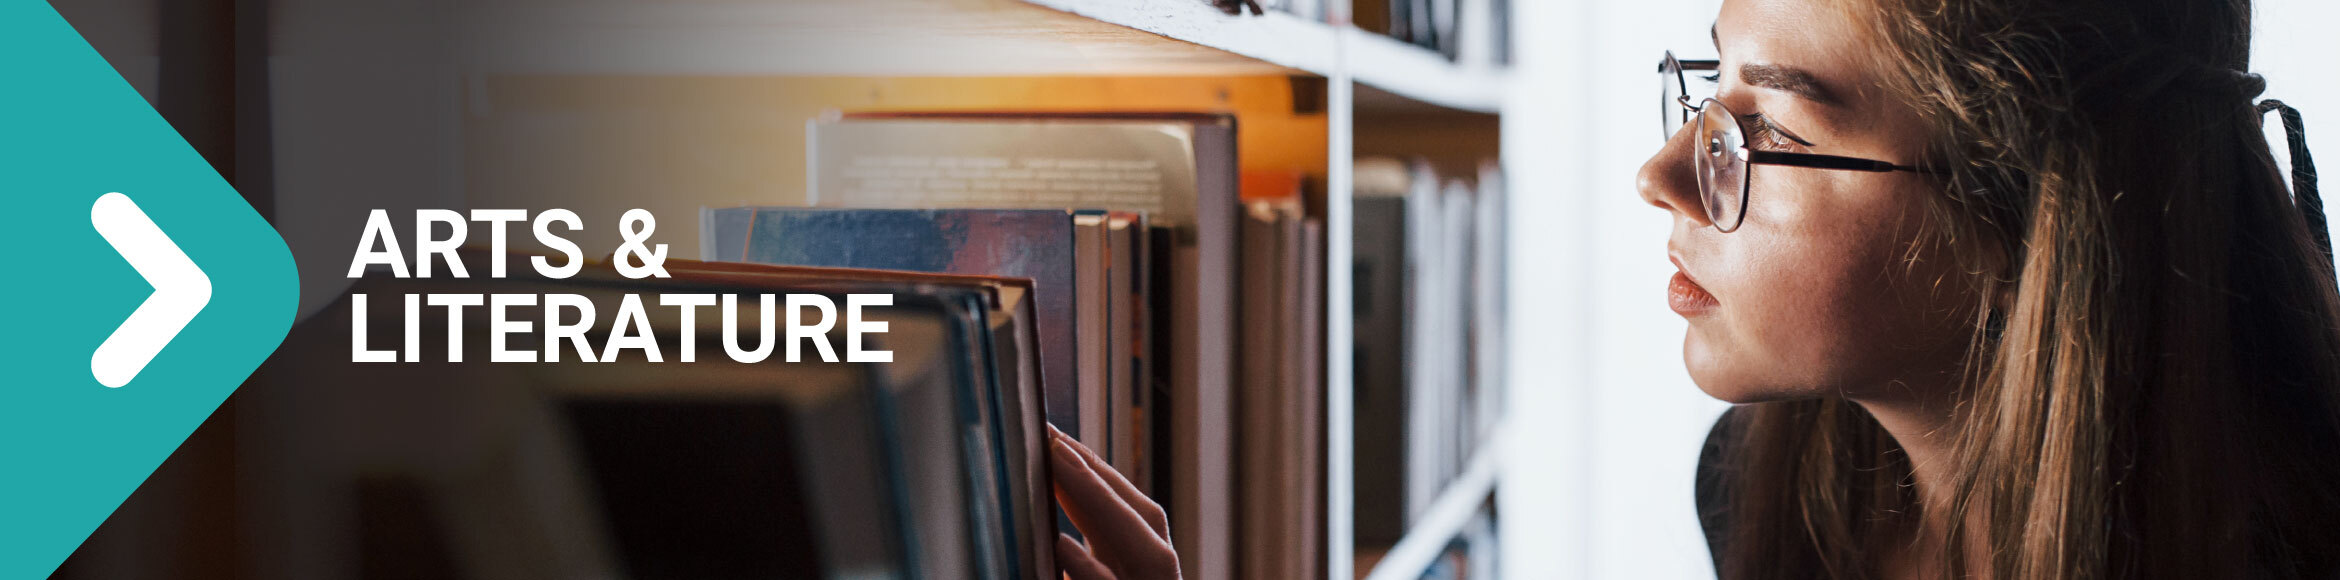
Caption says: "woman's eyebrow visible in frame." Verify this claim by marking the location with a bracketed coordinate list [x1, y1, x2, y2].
[1739, 63, 1839, 105]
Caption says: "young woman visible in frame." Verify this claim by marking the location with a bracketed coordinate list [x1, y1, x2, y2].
[1051, 0, 2340, 577]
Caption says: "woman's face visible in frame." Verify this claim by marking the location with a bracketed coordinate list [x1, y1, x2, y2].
[1640, 0, 1980, 403]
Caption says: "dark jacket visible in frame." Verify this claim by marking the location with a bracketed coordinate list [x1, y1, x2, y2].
[1694, 407, 1744, 573]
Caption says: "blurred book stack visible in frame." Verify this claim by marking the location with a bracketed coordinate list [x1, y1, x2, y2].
[1255, 0, 1326, 21]
[1351, 156, 1507, 570]
[1360, 0, 1459, 58]
[1246, 0, 1513, 66]
[1352, 0, 1513, 63]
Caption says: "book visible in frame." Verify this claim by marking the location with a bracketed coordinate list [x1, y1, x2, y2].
[1236, 200, 1291, 580]
[1103, 212, 1155, 493]
[1405, 161, 1450, 523]
[1076, 212, 1112, 454]
[1470, 162, 1507, 462]
[1293, 218, 1328, 580]
[1352, 158, 1413, 545]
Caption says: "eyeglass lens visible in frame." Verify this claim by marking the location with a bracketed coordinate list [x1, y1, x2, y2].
[1692, 99, 1748, 231]
[1661, 53, 1747, 232]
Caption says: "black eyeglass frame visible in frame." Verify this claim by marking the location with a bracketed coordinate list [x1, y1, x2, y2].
[1661, 51, 1942, 232]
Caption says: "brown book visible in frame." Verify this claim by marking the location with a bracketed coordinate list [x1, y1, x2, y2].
[1076, 212, 1114, 454]
[1293, 218, 1328, 580]
[1105, 212, 1155, 493]
[1236, 200, 1291, 580]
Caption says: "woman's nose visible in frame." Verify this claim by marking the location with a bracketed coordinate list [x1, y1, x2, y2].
[1638, 122, 1713, 228]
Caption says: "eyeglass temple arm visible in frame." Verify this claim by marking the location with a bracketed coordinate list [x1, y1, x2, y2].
[1746, 150, 1942, 174]
[2258, 100, 2330, 267]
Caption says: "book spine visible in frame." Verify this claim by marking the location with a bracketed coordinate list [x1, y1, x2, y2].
[1173, 122, 1239, 580]
[1236, 202, 1285, 580]
[1076, 212, 1112, 455]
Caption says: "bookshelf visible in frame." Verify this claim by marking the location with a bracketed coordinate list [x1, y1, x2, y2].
[466, 1, 1514, 579]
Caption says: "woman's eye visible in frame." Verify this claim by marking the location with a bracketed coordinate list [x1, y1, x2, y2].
[1741, 113, 1801, 151]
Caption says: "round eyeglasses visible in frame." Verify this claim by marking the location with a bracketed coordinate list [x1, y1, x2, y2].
[1659, 50, 1939, 232]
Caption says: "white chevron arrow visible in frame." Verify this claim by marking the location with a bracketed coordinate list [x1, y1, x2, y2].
[90, 192, 212, 389]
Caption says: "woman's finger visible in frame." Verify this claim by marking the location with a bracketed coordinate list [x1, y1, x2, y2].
[1056, 533, 1117, 580]
[1048, 439, 1146, 540]
[1049, 436, 1159, 564]
[1056, 427, 1170, 540]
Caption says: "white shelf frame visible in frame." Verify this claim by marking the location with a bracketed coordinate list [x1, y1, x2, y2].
[1024, 0, 1511, 113]
[1022, 0, 1343, 75]
[465, 0, 1508, 113]
[1343, 26, 1508, 114]
[1326, 31, 1361, 580]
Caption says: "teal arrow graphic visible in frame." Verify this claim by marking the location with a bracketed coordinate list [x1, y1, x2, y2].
[0, 1, 300, 577]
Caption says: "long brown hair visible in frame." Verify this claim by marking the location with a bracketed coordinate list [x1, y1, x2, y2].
[1708, 0, 2340, 578]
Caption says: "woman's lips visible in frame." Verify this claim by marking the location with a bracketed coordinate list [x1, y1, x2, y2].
[1668, 260, 1719, 317]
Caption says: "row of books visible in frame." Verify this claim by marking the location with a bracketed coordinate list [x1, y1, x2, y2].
[1353, 156, 1508, 547]
[771, 117, 1511, 577]
[1236, 184, 1331, 580]
[1357, 0, 1461, 59]
[752, 111, 1316, 580]
[1236, 0, 1515, 66]
[274, 254, 1059, 579]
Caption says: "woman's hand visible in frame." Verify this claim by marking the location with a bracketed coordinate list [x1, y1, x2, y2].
[1048, 425, 1182, 580]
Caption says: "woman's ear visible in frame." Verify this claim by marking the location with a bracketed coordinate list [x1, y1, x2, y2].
[1985, 281, 2014, 336]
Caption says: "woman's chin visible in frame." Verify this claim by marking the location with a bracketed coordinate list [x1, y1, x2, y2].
[1690, 381, 1809, 405]
[1684, 334, 1743, 402]
[1683, 332, 1813, 404]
